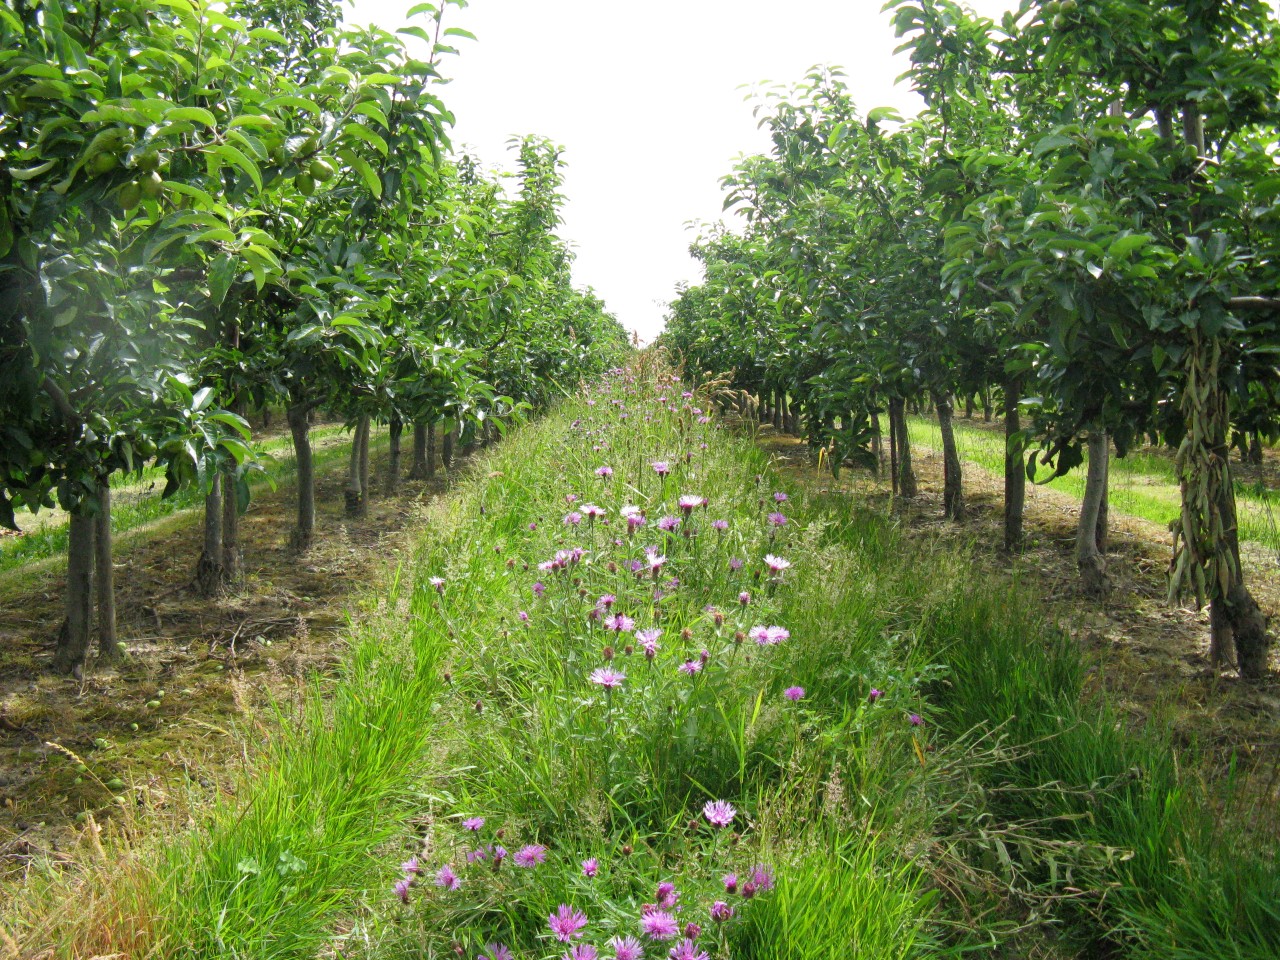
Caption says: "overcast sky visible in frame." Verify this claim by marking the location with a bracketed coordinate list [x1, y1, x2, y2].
[352, 0, 1018, 341]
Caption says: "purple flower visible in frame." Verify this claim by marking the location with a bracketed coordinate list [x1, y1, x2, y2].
[640, 910, 680, 940]
[751, 863, 775, 891]
[597, 594, 617, 609]
[610, 936, 644, 960]
[566, 493, 579, 504]
[738, 591, 751, 606]
[712, 519, 728, 531]
[677, 495, 703, 514]
[429, 575, 445, 594]
[529, 522, 539, 531]
[490, 844, 508, 866]
[784, 686, 805, 702]
[466, 846, 488, 864]
[652, 461, 670, 477]
[767, 512, 788, 527]
[748, 625, 790, 645]
[582, 857, 599, 877]
[394, 877, 411, 902]
[657, 515, 681, 532]
[656, 881, 678, 908]
[434, 864, 460, 890]
[645, 548, 667, 574]
[533, 581, 546, 598]
[604, 613, 635, 633]
[589, 667, 626, 689]
[481, 945, 513, 960]
[722, 873, 738, 894]
[773, 492, 788, 502]
[702, 799, 736, 827]
[400, 855, 420, 875]
[596, 465, 613, 478]
[565, 511, 583, 527]
[667, 940, 708, 960]
[519, 610, 530, 622]
[463, 816, 486, 831]
[549, 903, 589, 942]
[728, 558, 744, 571]
[563, 947, 598, 960]
[710, 900, 734, 922]
[763, 554, 791, 575]
[869, 687, 883, 702]
[909, 712, 924, 726]
[513, 844, 547, 867]
[583, 503, 606, 519]
[678, 660, 702, 676]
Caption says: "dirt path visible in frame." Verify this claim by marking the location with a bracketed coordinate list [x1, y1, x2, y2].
[0, 432, 476, 882]
[754, 423, 1280, 806]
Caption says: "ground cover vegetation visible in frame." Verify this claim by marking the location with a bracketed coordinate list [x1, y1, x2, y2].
[12, 359, 1277, 958]
[663, 0, 1280, 678]
[0, 0, 628, 679]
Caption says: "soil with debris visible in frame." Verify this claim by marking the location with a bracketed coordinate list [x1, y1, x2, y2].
[0, 434, 473, 882]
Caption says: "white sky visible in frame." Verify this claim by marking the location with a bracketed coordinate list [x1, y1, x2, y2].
[351, 0, 1019, 341]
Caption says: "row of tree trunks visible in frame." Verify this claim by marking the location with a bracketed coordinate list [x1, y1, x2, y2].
[52, 484, 117, 675]
[345, 416, 371, 519]
[933, 391, 965, 521]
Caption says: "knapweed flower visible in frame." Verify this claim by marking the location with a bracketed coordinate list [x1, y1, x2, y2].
[668, 940, 708, 960]
[763, 554, 791, 575]
[564, 946, 598, 960]
[463, 816, 486, 831]
[748, 625, 790, 645]
[751, 863, 775, 891]
[677, 495, 703, 514]
[481, 945, 513, 960]
[610, 936, 644, 960]
[582, 857, 599, 877]
[597, 594, 617, 609]
[533, 581, 546, 598]
[645, 548, 667, 574]
[565, 511, 583, 527]
[767, 512, 788, 527]
[529, 521, 539, 531]
[656, 881, 678, 907]
[566, 493, 579, 504]
[589, 667, 626, 689]
[640, 909, 680, 940]
[728, 557, 744, 571]
[738, 591, 751, 606]
[595, 465, 613, 479]
[909, 712, 924, 726]
[466, 846, 488, 864]
[657, 515, 681, 532]
[703, 799, 736, 827]
[434, 864, 460, 890]
[869, 687, 883, 702]
[773, 492, 788, 503]
[514, 844, 547, 867]
[400, 855, 420, 874]
[490, 845, 508, 867]
[604, 613, 635, 633]
[722, 873, 738, 894]
[583, 503, 606, 519]
[519, 610, 530, 622]
[429, 576, 445, 594]
[394, 877, 411, 902]
[784, 686, 805, 702]
[652, 461, 670, 477]
[549, 904, 589, 942]
[710, 900, 734, 922]
[678, 659, 703, 676]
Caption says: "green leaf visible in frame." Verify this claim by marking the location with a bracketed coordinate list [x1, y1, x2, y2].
[1107, 234, 1151, 259]
[1033, 133, 1073, 157]
[9, 160, 57, 181]
[350, 155, 382, 198]
[166, 106, 218, 128]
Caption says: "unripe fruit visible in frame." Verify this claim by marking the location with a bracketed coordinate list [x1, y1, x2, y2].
[106, 778, 124, 791]
[295, 174, 316, 196]
[1060, 0, 1077, 13]
[88, 152, 119, 176]
[140, 170, 164, 199]
[118, 182, 142, 211]
[309, 158, 336, 182]
[1052, 13, 1069, 30]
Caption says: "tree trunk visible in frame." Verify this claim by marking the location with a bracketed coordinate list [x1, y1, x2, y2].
[345, 418, 367, 518]
[982, 388, 993, 422]
[772, 389, 783, 430]
[779, 393, 791, 434]
[888, 403, 899, 497]
[1215, 466, 1269, 678]
[1004, 380, 1026, 552]
[870, 406, 883, 476]
[964, 393, 975, 419]
[1095, 441, 1109, 554]
[408, 421, 429, 479]
[1077, 430, 1111, 597]
[387, 415, 403, 493]
[357, 415, 370, 518]
[194, 473, 225, 596]
[94, 484, 119, 663]
[288, 402, 316, 552]
[934, 391, 964, 520]
[890, 398, 917, 498]
[53, 509, 96, 675]
[427, 420, 437, 478]
[1248, 431, 1263, 466]
[442, 422, 455, 469]
[222, 460, 242, 585]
